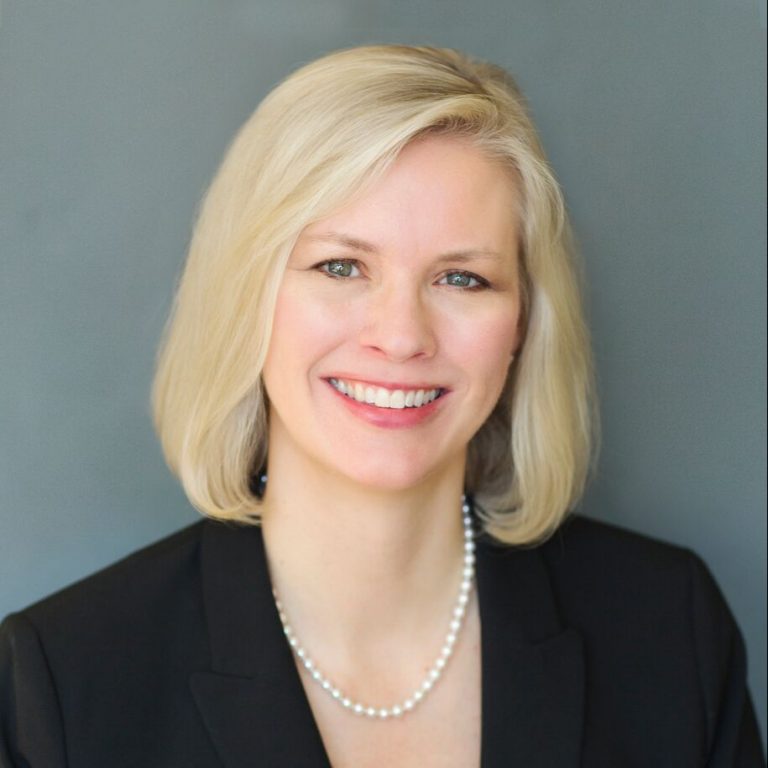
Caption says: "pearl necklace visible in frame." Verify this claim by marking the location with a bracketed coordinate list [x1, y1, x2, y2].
[271, 497, 476, 720]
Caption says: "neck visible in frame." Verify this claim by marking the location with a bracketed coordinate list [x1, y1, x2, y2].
[259, 457, 467, 678]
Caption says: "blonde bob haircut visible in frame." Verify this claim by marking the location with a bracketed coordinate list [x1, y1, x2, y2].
[152, 44, 598, 546]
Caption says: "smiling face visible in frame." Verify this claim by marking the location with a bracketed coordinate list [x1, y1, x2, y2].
[262, 135, 523, 494]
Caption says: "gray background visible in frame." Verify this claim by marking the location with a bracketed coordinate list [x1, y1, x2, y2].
[1, 0, 765, 747]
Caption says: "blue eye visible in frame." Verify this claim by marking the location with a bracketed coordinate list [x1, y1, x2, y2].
[318, 259, 360, 278]
[438, 271, 488, 290]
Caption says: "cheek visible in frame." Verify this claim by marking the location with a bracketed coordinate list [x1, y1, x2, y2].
[265, 288, 343, 380]
[263, 293, 304, 386]
[444, 306, 520, 383]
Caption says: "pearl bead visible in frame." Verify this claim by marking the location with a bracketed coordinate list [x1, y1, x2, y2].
[272, 494, 476, 721]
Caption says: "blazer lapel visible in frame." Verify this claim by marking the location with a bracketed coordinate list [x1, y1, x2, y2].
[476, 534, 585, 767]
[191, 519, 584, 768]
[190, 520, 332, 768]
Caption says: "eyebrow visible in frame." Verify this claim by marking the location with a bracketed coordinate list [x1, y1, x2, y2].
[307, 232, 505, 262]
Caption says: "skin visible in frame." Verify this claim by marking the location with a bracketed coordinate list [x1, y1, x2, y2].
[259, 135, 522, 702]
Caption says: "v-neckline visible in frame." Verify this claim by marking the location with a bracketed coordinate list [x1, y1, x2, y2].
[190, 519, 586, 767]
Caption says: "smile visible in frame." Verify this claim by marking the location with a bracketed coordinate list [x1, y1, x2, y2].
[327, 378, 445, 409]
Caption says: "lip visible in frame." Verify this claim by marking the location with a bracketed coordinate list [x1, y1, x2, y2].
[325, 375, 449, 392]
[323, 377, 449, 429]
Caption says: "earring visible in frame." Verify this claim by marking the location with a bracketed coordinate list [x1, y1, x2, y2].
[253, 471, 268, 498]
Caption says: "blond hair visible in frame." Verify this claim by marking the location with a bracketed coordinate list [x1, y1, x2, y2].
[152, 44, 598, 545]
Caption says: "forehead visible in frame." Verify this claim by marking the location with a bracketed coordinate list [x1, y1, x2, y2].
[300, 135, 520, 259]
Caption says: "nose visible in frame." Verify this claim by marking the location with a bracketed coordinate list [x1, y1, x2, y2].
[358, 282, 437, 362]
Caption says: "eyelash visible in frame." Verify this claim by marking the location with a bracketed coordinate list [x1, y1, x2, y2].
[313, 259, 491, 291]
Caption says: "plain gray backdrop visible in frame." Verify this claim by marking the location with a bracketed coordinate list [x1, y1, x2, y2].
[1, 0, 765, 747]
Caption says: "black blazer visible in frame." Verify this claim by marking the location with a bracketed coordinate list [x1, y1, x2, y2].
[0, 514, 764, 767]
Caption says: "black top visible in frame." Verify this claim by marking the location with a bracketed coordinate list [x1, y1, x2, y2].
[0, 513, 764, 767]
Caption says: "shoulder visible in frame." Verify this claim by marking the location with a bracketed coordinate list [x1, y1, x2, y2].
[476, 513, 732, 644]
[540, 512, 716, 589]
[0, 522, 238, 762]
[477, 512, 742, 676]
[0, 519, 216, 759]
[533, 517, 763, 763]
[28, 520, 205, 617]
[537, 514, 744, 715]
[536, 513, 732, 629]
[2, 520, 210, 667]
[544, 511, 694, 563]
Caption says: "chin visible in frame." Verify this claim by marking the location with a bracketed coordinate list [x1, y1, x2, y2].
[324, 454, 453, 494]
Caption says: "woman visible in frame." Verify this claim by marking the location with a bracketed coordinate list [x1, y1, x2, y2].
[0, 45, 763, 767]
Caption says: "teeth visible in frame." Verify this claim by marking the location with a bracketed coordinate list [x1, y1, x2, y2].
[329, 379, 442, 409]
[390, 390, 405, 409]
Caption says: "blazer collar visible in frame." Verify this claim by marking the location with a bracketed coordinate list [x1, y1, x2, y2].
[475, 532, 585, 766]
[190, 520, 584, 767]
